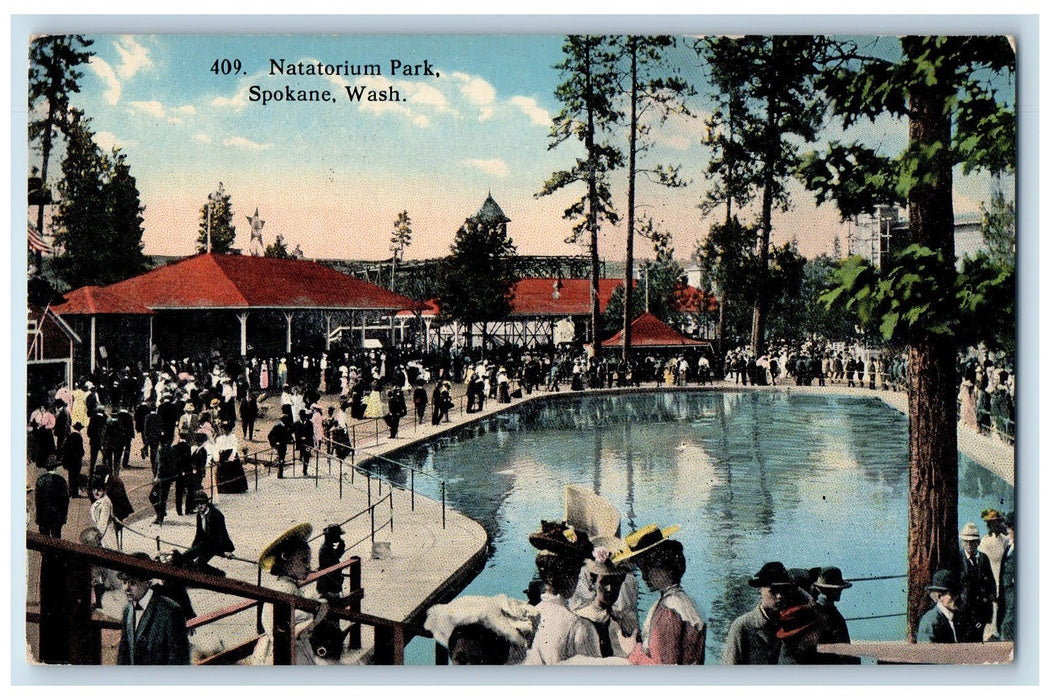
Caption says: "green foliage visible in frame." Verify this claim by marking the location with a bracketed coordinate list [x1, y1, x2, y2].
[264, 236, 291, 259]
[537, 35, 623, 244]
[195, 183, 236, 254]
[820, 245, 1013, 350]
[640, 219, 686, 324]
[692, 216, 758, 344]
[28, 34, 95, 240]
[979, 180, 1016, 268]
[436, 216, 518, 325]
[390, 210, 412, 256]
[52, 110, 150, 289]
[804, 36, 1015, 222]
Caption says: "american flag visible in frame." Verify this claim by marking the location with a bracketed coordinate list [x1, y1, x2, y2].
[27, 224, 51, 254]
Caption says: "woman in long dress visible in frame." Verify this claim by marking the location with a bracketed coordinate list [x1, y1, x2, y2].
[252, 523, 330, 665]
[613, 524, 706, 665]
[363, 384, 384, 419]
[523, 522, 601, 665]
[89, 481, 118, 551]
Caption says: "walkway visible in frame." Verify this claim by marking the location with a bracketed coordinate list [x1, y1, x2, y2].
[26, 374, 1014, 664]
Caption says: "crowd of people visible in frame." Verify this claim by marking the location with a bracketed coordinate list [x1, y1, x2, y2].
[27, 335, 1016, 666]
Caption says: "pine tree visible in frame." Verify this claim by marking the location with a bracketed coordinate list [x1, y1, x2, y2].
[611, 34, 692, 361]
[28, 35, 94, 268]
[264, 235, 292, 259]
[389, 210, 412, 291]
[538, 35, 623, 356]
[52, 110, 149, 289]
[801, 36, 1015, 637]
[436, 214, 518, 352]
[195, 183, 236, 254]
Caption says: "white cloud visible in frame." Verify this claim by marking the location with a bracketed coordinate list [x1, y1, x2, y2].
[89, 56, 121, 105]
[461, 158, 508, 177]
[93, 131, 123, 152]
[509, 96, 551, 127]
[402, 82, 451, 112]
[211, 86, 251, 110]
[176, 105, 196, 116]
[114, 35, 151, 79]
[128, 100, 166, 119]
[650, 110, 706, 151]
[167, 117, 182, 125]
[223, 136, 271, 151]
[452, 72, 497, 120]
[193, 133, 212, 144]
[412, 115, 430, 128]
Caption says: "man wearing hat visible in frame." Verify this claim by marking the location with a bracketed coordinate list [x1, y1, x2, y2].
[316, 524, 347, 601]
[116, 553, 190, 665]
[957, 521, 997, 642]
[182, 492, 235, 576]
[722, 561, 794, 664]
[34, 456, 69, 538]
[612, 524, 706, 665]
[979, 508, 1008, 636]
[917, 569, 962, 643]
[61, 421, 86, 497]
[813, 566, 860, 664]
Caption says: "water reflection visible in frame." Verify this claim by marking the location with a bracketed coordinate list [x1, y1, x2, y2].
[387, 391, 1014, 664]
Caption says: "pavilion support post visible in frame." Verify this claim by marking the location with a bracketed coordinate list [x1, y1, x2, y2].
[283, 312, 293, 354]
[237, 312, 249, 356]
[424, 317, 432, 352]
[389, 314, 395, 348]
[90, 316, 97, 374]
[361, 311, 366, 346]
[324, 313, 333, 351]
[147, 316, 154, 369]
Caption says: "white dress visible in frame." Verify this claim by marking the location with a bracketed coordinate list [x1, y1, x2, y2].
[252, 577, 318, 665]
[90, 495, 118, 550]
[523, 593, 601, 665]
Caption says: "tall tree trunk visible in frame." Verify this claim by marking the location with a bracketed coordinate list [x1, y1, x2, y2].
[750, 94, 777, 357]
[34, 99, 59, 272]
[622, 39, 638, 365]
[584, 39, 602, 360]
[904, 86, 959, 641]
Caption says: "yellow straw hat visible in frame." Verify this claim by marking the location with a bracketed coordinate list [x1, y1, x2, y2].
[258, 523, 313, 573]
[611, 523, 681, 565]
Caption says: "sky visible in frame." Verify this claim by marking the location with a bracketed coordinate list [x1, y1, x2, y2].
[27, 31, 1013, 265]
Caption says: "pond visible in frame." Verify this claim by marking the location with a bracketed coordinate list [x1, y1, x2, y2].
[370, 390, 1014, 665]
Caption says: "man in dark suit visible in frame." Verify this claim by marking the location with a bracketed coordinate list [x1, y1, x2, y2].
[116, 555, 190, 665]
[34, 457, 69, 537]
[183, 493, 235, 576]
[61, 421, 86, 497]
[172, 432, 194, 516]
[958, 522, 997, 642]
[813, 566, 860, 664]
[916, 569, 962, 643]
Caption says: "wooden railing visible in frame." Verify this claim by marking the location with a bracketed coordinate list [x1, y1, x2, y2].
[26, 532, 408, 665]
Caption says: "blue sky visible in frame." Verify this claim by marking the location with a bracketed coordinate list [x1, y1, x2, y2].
[30, 32, 1012, 264]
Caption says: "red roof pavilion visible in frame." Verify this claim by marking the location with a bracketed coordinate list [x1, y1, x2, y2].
[601, 312, 711, 348]
[53, 253, 420, 314]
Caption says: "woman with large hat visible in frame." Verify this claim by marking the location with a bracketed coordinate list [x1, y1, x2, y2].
[521, 520, 601, 664]
[573, 542, 636, 659]
[612, 523, 706, 665]
[251, 523, 330, 665]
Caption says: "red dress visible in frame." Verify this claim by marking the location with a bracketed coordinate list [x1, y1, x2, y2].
[628, 584, 706, 665]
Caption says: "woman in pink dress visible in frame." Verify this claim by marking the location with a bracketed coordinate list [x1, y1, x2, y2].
[613, 524, 706, 665]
